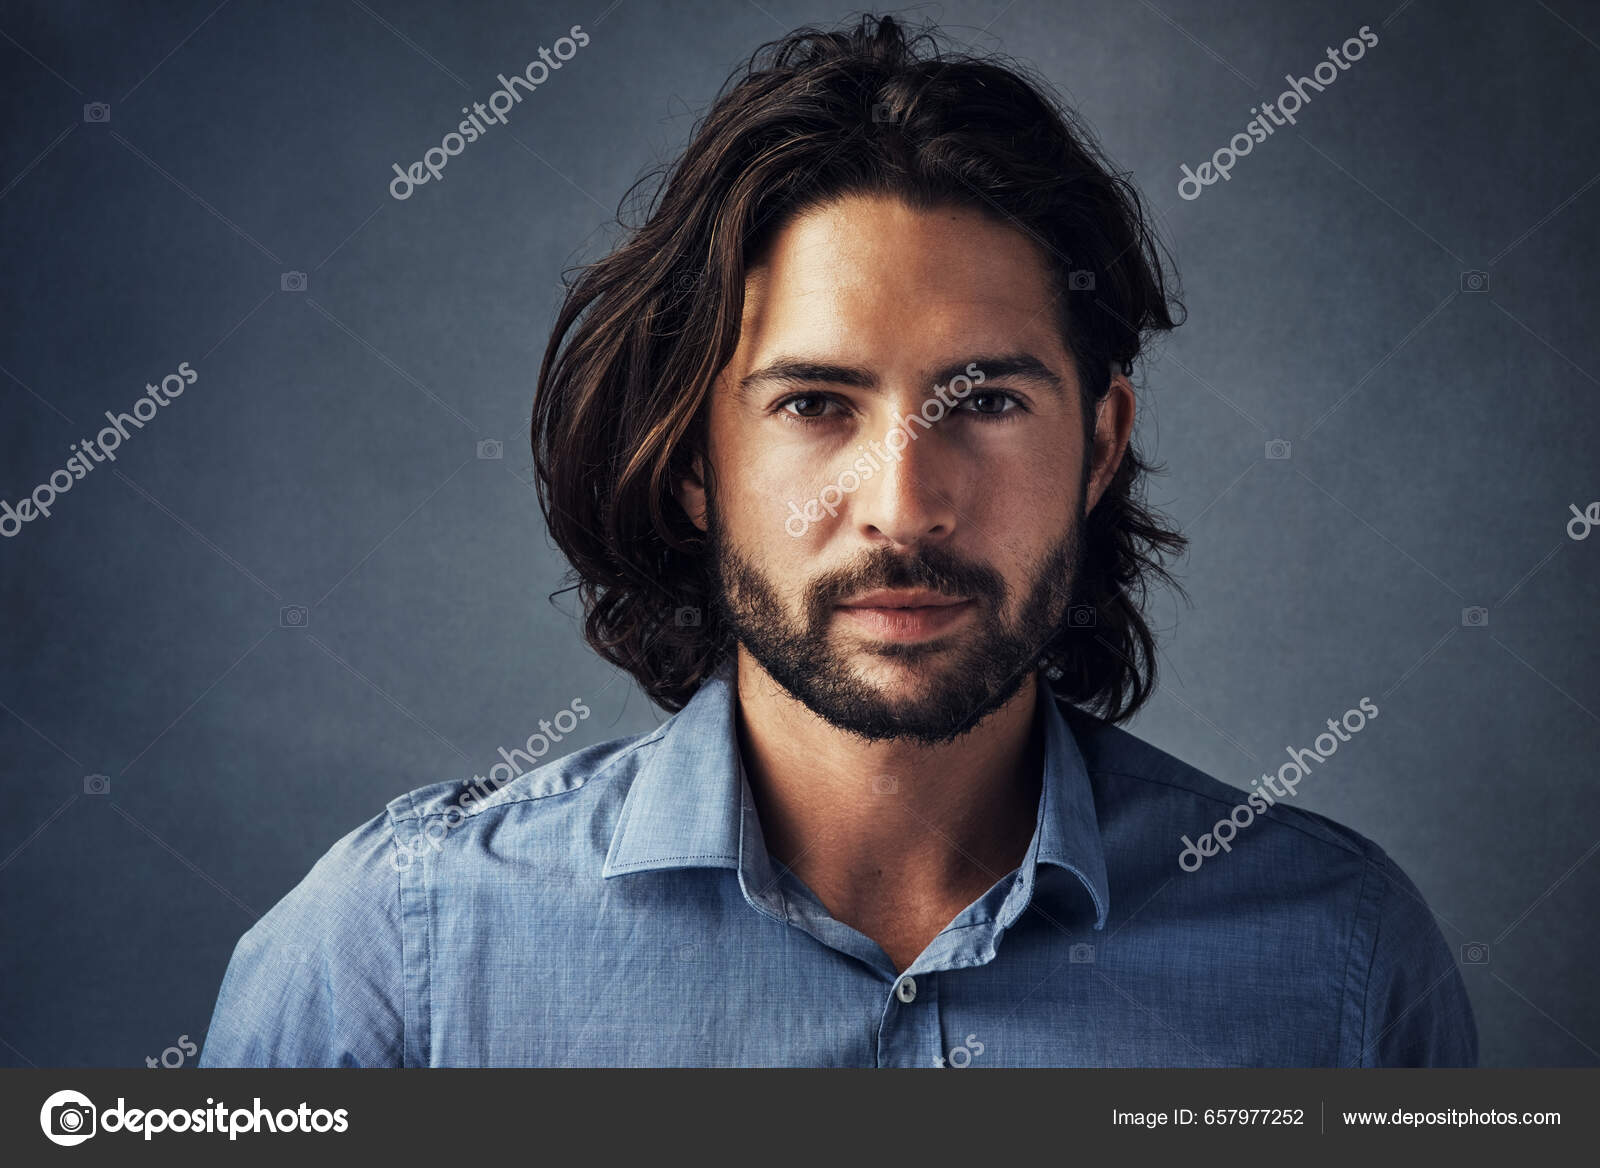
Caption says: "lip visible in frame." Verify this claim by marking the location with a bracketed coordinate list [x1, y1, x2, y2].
[837, 589, 968, 609]
[834, 591, 975, 643]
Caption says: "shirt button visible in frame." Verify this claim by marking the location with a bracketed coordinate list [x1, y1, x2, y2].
[895, 976, 917, 1003]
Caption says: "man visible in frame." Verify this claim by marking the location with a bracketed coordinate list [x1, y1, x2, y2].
[200, 14, 1475, 1067]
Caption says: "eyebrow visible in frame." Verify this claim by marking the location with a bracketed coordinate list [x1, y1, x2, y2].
[735, 352, 1065, 400]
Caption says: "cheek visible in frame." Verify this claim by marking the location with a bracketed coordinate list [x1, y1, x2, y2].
[711, 419, 847, 542]
[966, 446, 1080, 593]
[707, 442, 824, 568]
[971, 441, 1079, 529]
[734, 457, 812, 540]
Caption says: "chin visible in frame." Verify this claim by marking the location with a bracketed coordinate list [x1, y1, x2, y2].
[846, 651, 964, 690]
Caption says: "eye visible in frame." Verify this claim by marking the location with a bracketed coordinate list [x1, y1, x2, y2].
[958, 391, 1024, 417]
[775, 393, 841, 423]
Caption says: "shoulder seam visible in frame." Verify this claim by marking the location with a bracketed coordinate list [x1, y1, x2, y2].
[388, 725, 669, 825]
[1089, 765, 1366, 858]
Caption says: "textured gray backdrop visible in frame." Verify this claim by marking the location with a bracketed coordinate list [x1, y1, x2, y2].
[2, 0, 1596, 1068]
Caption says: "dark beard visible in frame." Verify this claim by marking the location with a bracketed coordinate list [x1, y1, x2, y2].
[705, 500, 1083, 745]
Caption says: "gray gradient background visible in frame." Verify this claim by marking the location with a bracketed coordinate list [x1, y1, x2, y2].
[2, 0, 1597, 1068]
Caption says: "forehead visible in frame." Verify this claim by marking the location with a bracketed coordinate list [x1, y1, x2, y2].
[736, 194, 1064, 358]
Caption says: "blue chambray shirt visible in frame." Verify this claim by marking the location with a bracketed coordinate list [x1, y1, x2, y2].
[199, 663, 1476, 1067]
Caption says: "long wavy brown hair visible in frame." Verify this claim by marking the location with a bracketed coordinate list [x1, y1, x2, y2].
[532, 13, 1187, 722]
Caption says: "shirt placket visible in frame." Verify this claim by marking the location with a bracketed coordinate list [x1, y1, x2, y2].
[875, 969, 943, 1067]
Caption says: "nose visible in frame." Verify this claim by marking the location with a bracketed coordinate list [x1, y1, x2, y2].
[852, 407, 959, 548]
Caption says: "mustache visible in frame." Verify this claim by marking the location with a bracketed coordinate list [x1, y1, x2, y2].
[802, 546, 1009, 627]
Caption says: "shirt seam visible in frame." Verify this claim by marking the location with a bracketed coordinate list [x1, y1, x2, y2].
[392, 815, 407, 1068]
[1359, 857, 1390, 1067]
[1091, 766, 1367, 859]
[607, 852, 738, 870]
[389, 792, 432, 1068]
[1343, 854, 1387, 1067]
[388, 727, 668, 826]
[935, 919, 992, 935]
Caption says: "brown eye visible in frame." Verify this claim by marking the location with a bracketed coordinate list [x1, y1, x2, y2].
[962, 392, 1018, 416]
[781, 395, 832, 418]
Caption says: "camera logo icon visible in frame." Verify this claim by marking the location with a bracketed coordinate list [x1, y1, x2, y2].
[871, 774, 899, 795]
[674, 271, 702, 293]
[1067, 269, 1095, 291]
[1460, 941, 1490, 965]
[1069, 942, 1096, 964]
[476, 438, 503, 460]
[280, 271, 308, 292]
[674, 606, 701, 627]
[1460, 270, 1489, 293]
[40, 1089, 97, 1146]
[871, 102, 898, 123]
[280, 605, 308, 628]
[83, 102, 110, 123]
[1265, 438, 1292, 460]
[1067, 605, 1096, 628]
[1461, 606, 1489, 627]
[83, 773, 110, 796]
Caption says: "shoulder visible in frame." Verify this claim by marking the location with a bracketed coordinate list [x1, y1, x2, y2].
[199, 723, 666, 1066]
[236, 809, 403, 961]
[198, 810, 405, 1066]
[1063, 705, 1372, 861]
[263, 721, 668, 907]
[378, 723, 667, 865]
[1062, 704, 1476, 1066]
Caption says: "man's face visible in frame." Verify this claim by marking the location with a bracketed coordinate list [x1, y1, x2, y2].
[684, 193, 1120, 744]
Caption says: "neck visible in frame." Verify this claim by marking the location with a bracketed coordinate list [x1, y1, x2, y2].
[733, 646, 1045, 942]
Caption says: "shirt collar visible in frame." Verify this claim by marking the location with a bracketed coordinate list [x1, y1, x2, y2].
[602, 660, 1110, 930]
[601, 662, 745, 878]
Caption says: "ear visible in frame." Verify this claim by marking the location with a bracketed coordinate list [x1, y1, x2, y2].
[677, 452, 709, 532]
[1084, 370, 1136, 514]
